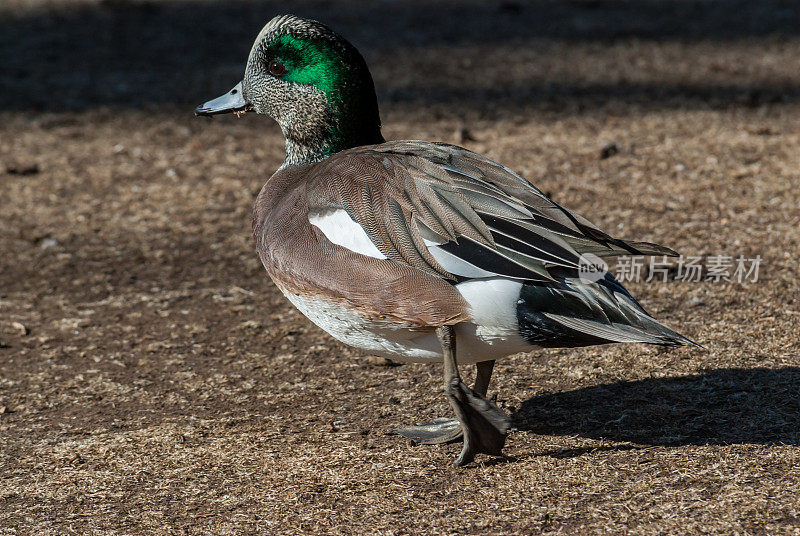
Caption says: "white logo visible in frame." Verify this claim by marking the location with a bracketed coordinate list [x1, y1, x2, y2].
[578, 253, 609, 284]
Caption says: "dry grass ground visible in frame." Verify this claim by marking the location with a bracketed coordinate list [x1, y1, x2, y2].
[1, 1, 799, 534]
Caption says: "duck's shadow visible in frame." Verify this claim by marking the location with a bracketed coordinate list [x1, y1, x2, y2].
[510, 367, 800, 447]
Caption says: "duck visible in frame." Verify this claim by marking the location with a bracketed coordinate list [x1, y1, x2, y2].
[195, 14, 698, 466]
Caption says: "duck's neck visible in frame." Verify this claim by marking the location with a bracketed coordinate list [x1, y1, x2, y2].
[282, 137, 328, 168]
[280, 92, 384, 168]
[281, 123, 384, 168]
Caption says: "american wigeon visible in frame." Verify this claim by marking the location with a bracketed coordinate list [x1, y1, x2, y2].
[196, 15, 697, 466]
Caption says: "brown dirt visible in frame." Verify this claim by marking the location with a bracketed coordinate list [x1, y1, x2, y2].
[1, 1, 799, 535]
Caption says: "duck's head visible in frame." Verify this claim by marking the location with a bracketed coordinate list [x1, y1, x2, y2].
[196, 15, 384, 167]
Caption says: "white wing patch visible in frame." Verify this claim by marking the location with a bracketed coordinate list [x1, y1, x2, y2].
[309, 208, 387, 260]
[429, 246, 497, 278]
[416, 220, 498, 278]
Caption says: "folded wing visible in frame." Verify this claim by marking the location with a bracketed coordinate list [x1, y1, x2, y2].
[306, 140, 675, 284]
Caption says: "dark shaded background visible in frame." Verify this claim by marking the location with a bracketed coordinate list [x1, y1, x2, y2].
[2, 0, 800, 111]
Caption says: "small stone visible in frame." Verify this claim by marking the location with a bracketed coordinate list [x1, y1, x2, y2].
[40, 237, 58, 249]
[11, 322, 29, 336]
[600, 142, 620, 159]
[363, 356, 397, 367]
[6, 163, 39, 176]
[747, 126, 778, 136]
[687, 296, 706, 307]
[237, 320, 262, 331]
[455, 126, 476, 144]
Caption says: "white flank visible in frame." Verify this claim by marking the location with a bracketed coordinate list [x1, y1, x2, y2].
[309, 208, 387, 260]
[454, 278, 531, 359]
[278, 281, 535, 364]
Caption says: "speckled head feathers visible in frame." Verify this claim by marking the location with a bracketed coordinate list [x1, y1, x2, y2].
[242, 15, 384, 167]
[249, 15, 342, 53]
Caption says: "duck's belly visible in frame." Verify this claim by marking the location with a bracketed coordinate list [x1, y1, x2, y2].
[278, 278, 533, 364]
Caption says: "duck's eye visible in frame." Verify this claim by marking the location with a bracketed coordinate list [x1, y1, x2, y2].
[268, 60, 287, 77]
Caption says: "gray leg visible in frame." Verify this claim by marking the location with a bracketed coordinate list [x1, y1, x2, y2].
[473, 360, 495, 397]
[438, 326, 509, 466]
[392, 358, 498, 446]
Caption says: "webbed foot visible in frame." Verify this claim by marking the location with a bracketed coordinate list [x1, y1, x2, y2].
[392, 417, 462, 445]
[446, 377, 510, 466]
